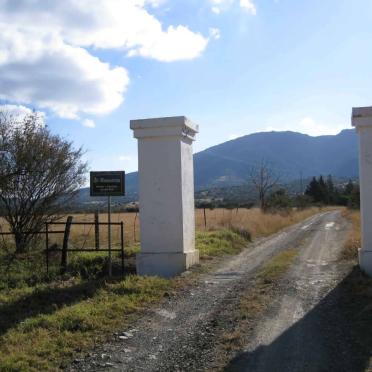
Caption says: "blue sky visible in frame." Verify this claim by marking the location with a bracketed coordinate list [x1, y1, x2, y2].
[1, 0, 372, 174]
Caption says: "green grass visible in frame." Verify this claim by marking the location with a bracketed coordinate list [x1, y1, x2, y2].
[0, 230, 250, 371]
[0, 275, 172, 371]
[257, 249, 299, 284]
[196, 229, 249, 257]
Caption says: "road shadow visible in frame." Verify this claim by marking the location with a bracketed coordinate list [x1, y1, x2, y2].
[225, 266, 372, 372]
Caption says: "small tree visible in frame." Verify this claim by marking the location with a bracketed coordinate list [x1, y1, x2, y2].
[0, 110, 87, 253]
[250, 159, 280, 210]
[266, 189, 291, 210]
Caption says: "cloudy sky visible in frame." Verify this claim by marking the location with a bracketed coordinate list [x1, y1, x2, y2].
[1, 0, 372, 173]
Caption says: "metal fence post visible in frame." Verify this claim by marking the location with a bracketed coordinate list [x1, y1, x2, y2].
[94, 210, 100, 250]
[45, 222, 49, 275]
[120, 221, 124, 276]
[108, 196, 112, 277]
[61, 216, 73, 274]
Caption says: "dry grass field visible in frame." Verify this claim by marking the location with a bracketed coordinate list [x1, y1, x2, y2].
[36, 207, 324, 251]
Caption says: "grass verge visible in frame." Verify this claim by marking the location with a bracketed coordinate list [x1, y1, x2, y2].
[0, 230, 249, 371]
[342, 209, 360, 260]
[211, 207, 332, 239]
[196, 229, 249, 258]
[0, 276, 172, 371]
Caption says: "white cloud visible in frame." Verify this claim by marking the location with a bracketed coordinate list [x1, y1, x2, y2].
[240, 0, 256, 14]
[0, 104, 45, 127]
[264, 117, 345, 137]
[127, 25, 208, 62]
[209, 28, 221, 40]
[82, 119, 95, 128]
[0, 104, 34, 119]
[0, 0, 209, 118]
[209, 0, 256, 14]
[209, 0, 233, 14]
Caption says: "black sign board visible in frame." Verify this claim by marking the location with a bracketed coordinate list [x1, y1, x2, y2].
[90, 171, 125, 197]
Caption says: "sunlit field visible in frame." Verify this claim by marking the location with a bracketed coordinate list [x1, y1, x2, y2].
[0, 206, 326, 288]
[44, 207, 323, 249]
[0, 207, 325, 253]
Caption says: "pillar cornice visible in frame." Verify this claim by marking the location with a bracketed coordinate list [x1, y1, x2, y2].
[130, 116, 198, 141]
[352, 106, 372, 130]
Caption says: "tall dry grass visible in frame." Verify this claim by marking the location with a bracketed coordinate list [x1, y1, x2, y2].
[67, 207, 323, 249]
[0, 207, 326, 251]
[342, 209, 361, 260]
[197, 207, 324, 238]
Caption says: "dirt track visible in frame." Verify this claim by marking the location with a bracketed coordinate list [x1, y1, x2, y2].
[70, 211, 353, 372]
[226, 210, 354, 371]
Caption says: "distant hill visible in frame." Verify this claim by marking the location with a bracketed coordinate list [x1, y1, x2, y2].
[77, 129, 359, 205]
[194, 129, 358, 189]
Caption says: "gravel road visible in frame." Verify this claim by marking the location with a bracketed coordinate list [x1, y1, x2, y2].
[70, 211, 350, 372]
[226, 210, 354, 372]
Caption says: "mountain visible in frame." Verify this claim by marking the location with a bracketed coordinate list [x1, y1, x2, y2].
[77, 129, 359, 205]
[194, 129, 359, 189]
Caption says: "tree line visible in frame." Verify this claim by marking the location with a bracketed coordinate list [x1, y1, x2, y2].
[305, 175, 360, 208]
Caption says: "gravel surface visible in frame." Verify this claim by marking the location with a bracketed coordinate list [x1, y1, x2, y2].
[68, 211, 349, 372]
[226, 210, 355, 372]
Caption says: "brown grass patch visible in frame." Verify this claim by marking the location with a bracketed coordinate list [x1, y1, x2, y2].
[342, 209, 360, 260]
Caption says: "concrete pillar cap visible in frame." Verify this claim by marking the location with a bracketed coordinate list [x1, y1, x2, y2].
[130, 116, 198, 140]
[352, 106, 372, 129]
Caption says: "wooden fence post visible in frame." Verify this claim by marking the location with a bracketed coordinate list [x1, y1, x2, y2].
[61, 216, 73, 274]
[94, 210, 100, 250]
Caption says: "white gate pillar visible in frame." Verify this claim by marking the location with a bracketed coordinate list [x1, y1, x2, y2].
[352, 106, 372, 276]
[130, 116, 199, 277]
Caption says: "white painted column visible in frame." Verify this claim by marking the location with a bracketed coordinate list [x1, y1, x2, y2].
[130, 116, 199, 277]
[352, 106, 372, 276]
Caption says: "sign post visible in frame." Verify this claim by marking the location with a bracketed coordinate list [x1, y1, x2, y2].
[90, 171, 125, 277]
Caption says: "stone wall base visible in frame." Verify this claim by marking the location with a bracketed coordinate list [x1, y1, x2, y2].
[359, 249, 372, 276]
[136, 250, 199, 278]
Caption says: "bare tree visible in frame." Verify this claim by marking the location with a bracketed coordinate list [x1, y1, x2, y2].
[250, 159, 280, 210]
[0, 110, 87, 253]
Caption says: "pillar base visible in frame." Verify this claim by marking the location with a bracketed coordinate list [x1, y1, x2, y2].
[358, 249, 372, 276]
[136, 250, 199, 278]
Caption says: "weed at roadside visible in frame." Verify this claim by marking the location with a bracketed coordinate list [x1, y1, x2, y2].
[342, 209, 360, 260]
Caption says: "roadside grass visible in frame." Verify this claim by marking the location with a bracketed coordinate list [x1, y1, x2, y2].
[0, 276, 172, 372]
[342, 209, 360, 260]
[205, 207, 329, 239]
[221, 248, 299, 354]
[257, 249, 299, 284]
[0, 230, 249, 371]
[196, 229, 249, 258]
